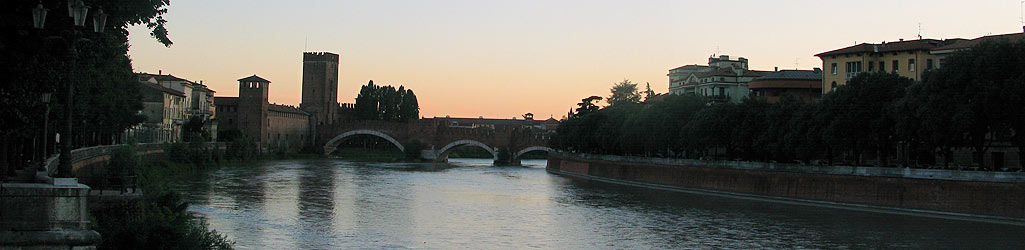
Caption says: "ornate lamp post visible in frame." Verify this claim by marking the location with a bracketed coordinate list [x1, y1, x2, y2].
[32, 0, 107, 180]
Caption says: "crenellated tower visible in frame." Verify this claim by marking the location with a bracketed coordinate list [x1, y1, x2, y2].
[300, 52, 339, 125]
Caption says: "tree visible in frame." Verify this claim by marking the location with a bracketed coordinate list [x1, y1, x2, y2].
[820, 72, 912, 166]
[607, 79, 641, 106]
[354, 81, 380, 120]
[913, 39, 1025, 169]
[643, 82, 656, 101]
[573, 96, 602, 117]
[399, 89, 420, 122]
[1, 0, 172, 174]
[353, 81, 419, 122]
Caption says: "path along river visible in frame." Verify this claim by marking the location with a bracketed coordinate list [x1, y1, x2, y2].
[167, 158, 1025, 249]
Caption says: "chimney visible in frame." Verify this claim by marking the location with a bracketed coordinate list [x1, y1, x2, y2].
[899, 38, 904, 42]
[774, 67, 778, 72]
[158, 70, 162, 75]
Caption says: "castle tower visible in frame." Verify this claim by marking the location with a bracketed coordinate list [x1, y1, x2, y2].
[238, 75, 271, 145]
[300, 52, 339, 125]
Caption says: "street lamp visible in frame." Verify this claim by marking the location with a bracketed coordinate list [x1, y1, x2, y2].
[31, 0, 106, 180]
[32, 2, 48, 29]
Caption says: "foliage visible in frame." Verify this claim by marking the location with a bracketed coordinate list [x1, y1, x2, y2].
[93, 188, 234, 250]
[1, 0, 172, 147]
[820, 72, 911, 165]
[94, 144, 235, 250]
[183, 116, 211, 142]
[607, 79, 641, 106]
[572, 96, 603, 118]
[643, 82, 655, 101]
[107, 144, 140, 179]
[354, 80, 419, 122]
[552, 43, 1025, 169]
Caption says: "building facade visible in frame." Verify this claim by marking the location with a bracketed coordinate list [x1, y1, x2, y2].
[815, 39, 950, 94]
[748, 69, 823, 103]
[215, 75, 311, 151]
[133, 75, 187, 143]
[667, 55, 770, 103]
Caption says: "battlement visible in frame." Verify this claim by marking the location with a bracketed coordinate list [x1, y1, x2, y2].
[303, 52, 339, 62]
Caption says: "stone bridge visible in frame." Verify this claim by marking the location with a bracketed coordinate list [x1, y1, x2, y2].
[317, 119, 552, 164]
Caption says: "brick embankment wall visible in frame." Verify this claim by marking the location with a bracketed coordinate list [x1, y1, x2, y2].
[547, 153, 1025, 221]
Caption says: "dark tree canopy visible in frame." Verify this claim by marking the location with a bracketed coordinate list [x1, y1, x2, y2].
[552, 41, 1025, 170]
[354, 80, 420, 122]
[607, 79, 641, 106]
[1, 0, 173, 146]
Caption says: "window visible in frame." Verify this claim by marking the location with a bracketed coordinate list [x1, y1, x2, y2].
[831, 63, 837, 75]
[926, 59, 934, 70]
[879, 61, 885, 72]
[845, 61, 862, 79]
[892, 60, 899, 73]
[908, 59, 915, 72]
[868, 61, 874, 72]
[831, 81, 837, 92]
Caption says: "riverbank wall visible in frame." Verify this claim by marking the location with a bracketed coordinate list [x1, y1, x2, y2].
[39, 142, 226, 186]
[547, 152, 1025, 223]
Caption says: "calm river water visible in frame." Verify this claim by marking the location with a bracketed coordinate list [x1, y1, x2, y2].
[168, 158, 1025, 249]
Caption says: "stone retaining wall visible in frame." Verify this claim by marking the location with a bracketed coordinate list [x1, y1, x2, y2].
[548, 152, 1025, 221]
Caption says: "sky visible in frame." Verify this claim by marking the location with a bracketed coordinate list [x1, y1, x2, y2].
[126, 0, 1025, 119]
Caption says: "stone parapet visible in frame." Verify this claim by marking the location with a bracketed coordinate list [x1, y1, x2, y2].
[0, 183, 100, 249]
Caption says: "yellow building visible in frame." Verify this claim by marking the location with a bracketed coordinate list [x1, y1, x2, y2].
[815, 39, 951, 94]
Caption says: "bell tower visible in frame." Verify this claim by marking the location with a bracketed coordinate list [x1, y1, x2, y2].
[238, 75, 270, 145]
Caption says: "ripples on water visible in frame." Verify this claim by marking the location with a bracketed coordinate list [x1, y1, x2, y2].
[169, 158, 1025, 249]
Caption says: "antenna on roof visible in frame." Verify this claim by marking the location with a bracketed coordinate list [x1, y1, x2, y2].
[918, 23, 923, 40]
[794, 58, 800, 70]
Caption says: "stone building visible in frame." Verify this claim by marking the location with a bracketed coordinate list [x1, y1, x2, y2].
[215, 75, 311, 151]
[749, 69, 823, 103]
[136, 72, 218, 140]
[133, 75, 186, 142]
[300, 52, 340, 126]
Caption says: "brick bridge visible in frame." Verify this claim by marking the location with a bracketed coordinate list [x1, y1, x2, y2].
[317, 119, 553, 163]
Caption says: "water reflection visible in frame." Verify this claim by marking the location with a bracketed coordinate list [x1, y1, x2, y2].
[169, 158, 1025, 249]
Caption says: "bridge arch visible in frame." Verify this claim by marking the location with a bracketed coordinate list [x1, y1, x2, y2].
[323, 129, 405, 155]
[515, 146, 553, 159]
[438, 140, 497, 160]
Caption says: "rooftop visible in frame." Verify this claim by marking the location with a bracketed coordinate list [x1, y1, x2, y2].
[138, 81, 185, 97]
[932, 32, 1025, 52]
[815, 39, 950, 57]
[238, 75, 271, 83]
[753, 69, 823, 81]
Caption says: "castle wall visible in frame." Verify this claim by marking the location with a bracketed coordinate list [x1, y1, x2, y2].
[267, 110, 311, 152]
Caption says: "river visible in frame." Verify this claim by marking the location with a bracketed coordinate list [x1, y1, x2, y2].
[168, 158, 1025, 249]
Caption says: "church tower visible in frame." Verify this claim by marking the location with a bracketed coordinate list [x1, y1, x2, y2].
[300, 52, 339, 125]
[238, 75, 270, 145]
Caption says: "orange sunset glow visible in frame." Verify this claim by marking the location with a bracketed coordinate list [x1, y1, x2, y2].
[126, 0, 1024, 119]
